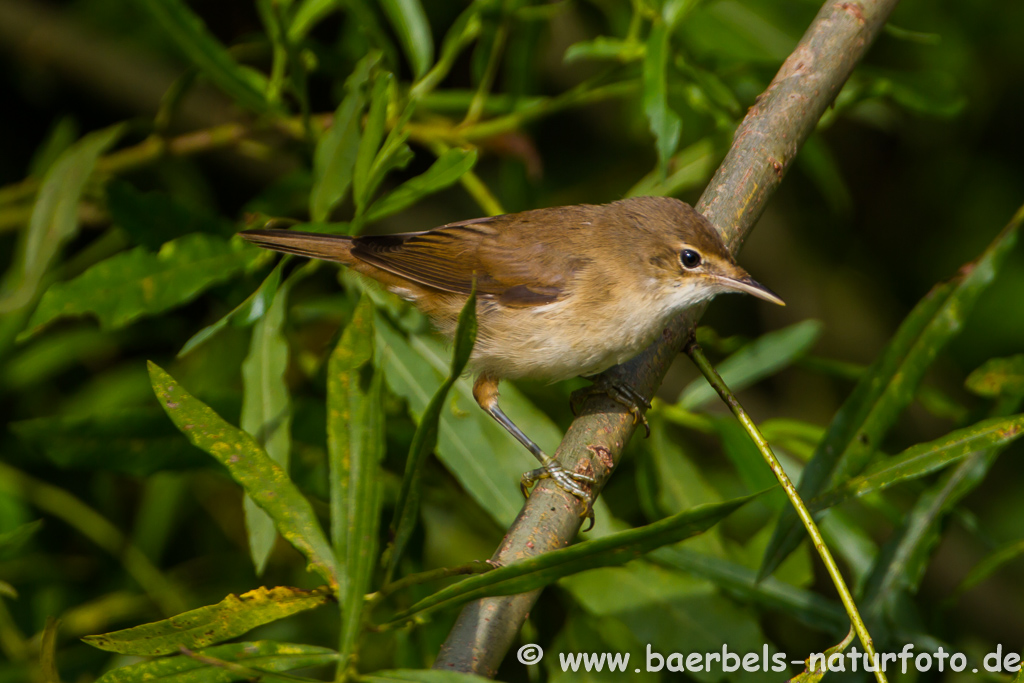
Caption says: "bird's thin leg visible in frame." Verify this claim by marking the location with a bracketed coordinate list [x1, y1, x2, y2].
[571, 373, 652, 437]
[473, 374, 595, 525]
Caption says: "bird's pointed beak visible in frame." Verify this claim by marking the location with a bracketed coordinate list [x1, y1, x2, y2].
[715, 271, 786, 306]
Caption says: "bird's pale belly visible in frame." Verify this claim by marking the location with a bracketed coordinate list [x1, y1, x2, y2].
[466, 295, 672, 382]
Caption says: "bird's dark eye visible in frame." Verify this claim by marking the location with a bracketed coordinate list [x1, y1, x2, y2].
[680, 249, 702, 269]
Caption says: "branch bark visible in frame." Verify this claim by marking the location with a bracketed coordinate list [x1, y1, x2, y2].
[433, 0, 899, 675]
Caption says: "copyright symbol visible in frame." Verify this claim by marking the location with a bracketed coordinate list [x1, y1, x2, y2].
[517, 643, 544, 665]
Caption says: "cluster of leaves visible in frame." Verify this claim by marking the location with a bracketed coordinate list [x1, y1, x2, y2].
[0, 0, 1021, 682]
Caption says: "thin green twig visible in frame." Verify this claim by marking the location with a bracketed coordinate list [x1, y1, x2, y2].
[684, 340, 887, 683]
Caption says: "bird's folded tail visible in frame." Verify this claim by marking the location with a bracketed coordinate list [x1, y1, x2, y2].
[240, 229, 356, 264]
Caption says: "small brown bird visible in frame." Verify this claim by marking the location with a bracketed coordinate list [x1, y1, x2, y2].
[242, 196, 782, 520]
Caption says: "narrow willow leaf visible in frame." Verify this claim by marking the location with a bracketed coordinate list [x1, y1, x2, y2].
[289, 0, 338, 40]
[354, 73, 394, 215]
[678, 320, 823, 410]
[83, 586, 331, 655]
[410, 6, 482, 101]
[40, 617, 60, 683]
[380, 0, 434, 79]
[626, 138, 718, 198]
[178, 260, 285, 357]
[241, 280, 294, 575]
[559, 561, 784, 680]
[0, 520, 43, 560]
[23, 234, 268, 340]
[811, 415, 1024, 511]
[374, 315, 542, 526]
[0, 125, 123, 314]
[327, 296, 385, 663]
[650, 546, 846, 631]
[148, 363, 338, 586]
[28, 116, 79, 178]
[965, 355, 1024, 398]
[947, 539, 1024, 607]
[361, 124, 415, 217]
[311, 94, 364, 222]
[642, 22, 681, 177]
[761, 207, 1022, 579]
[310, 55, 378, 222]
[861, 392, 1024, 618]
[137, 0, 269, 112]
[386, 495, 755, 626]
[95, 641, 338, 683]
[387, 288, 477, 578]
[363, 148, 477, 224]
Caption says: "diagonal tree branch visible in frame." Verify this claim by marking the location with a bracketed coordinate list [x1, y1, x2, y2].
[433, 0, 900, 676]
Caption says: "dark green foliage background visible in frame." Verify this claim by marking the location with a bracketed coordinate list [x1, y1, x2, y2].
[0, 0, 1023, 681]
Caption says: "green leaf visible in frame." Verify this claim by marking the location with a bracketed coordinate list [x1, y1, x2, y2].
[83, 586, 331, 655]
[41, 617, 60, 683]
[241, 280, 294, 576]
[966, 355, 1024, 398]
[650, 546, 846, 632]
[137, 0, 270, 112]
[811, 415, 1024, 511]
[760, 206, 1023, 579]
[642, 22, 681, 177]
[178, 261, 285, 357]
[861, 390, 1024, 618]
[354, 72, 395, 215]
[10, 409, 209, 475]
[327, 296, 385, 662]
[363, 148, 477, 224]
[385, 495, 755, 626]
[387, 288, 477, 578]
[715, 418, 782, 496]
[380, 0, 434, 79]
[547, 611, 646, 683]
[0, 125, 123, 314]
[289, 0, 336, 40]
[626, 138, 718, 198]
[360, 127, 415, 220]
[680, 1, 796, 64]
[678, 320, 823, 410]
[28, 116, 79, 178]
[410, 6, 482, 101]
[22, 234, 267, 339]
[640, 415, 726, 557]
[374, 314, 542, 526]
[946, 539, 1024, 607]
[148, 362, 338, 586]
[311, 93, 365, 222]
[864, 67, 967, 119]
[560, 560, 787, 682]
[95, 641, 338, 683]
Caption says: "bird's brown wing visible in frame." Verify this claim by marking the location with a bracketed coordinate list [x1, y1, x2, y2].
[350, 211, 592, 307]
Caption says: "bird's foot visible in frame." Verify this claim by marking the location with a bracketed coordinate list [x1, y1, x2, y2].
[520, 460, 596, 531]
[571, 375, 652, 438]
